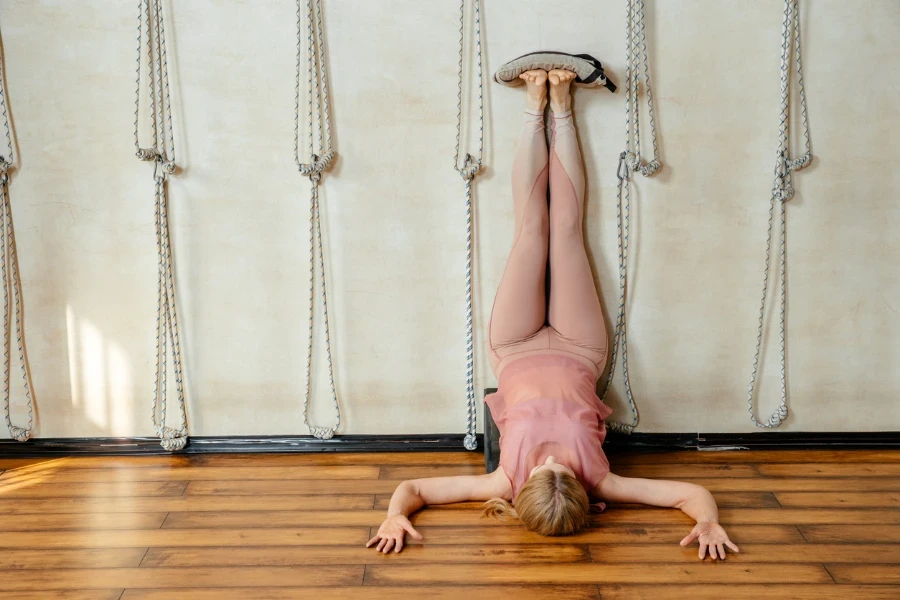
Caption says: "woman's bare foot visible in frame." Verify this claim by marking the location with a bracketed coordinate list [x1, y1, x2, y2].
[519, 69, 548, 112]
[548, 69, 576, 114]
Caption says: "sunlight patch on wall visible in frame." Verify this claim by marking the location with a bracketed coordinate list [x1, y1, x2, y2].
[106, 341, 133, 435]
[66, 305, 134, 434]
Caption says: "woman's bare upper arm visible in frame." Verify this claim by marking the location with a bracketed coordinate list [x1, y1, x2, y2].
[412, 468, 511, 505]
[593, 473, 695, 508]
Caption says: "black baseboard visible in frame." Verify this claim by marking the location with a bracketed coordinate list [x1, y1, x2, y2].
[693, 431, 900, 449]
[0, 434, 482, 457]
[1, 430, 899, 458]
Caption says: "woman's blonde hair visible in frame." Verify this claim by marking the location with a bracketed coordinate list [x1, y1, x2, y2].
[481, 469, 589, 536]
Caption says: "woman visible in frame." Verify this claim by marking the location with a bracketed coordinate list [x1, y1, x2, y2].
[367, 69, 739, 560]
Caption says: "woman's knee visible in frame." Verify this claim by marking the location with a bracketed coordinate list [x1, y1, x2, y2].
[550, 205, 584, 237]
[518, 209, 550, 239]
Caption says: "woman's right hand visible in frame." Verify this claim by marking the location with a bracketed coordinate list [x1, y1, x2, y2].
[366, 514, 423, 554]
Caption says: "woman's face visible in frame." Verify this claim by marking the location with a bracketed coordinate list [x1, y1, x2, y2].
[529, 455, 575, 479]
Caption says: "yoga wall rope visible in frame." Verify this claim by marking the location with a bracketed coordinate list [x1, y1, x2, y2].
[295, 0, 341, 440]
[455, 0, 485, 451]
[600, 0, 661, 434]
[746, 0, 811, 428]
[0, 42, 35, 443]
[134, 0, 188, 452]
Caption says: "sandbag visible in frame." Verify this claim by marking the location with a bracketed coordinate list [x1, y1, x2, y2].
[493, 51, 616, 92]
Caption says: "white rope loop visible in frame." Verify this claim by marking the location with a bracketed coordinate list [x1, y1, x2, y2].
[601, 0, 662, 435]
[746, 0, 811, 429]
[135, 0, 189, 451]
[1, 178, 35, 443]
[457, 153, 482, 182]
[298, 151, 335, 183]
[295, 0, 341, 441]
[0, 43, 35, 443]
[0, 178, 35, 444]
[156, 424, 187, 452]
[456, 0, 485, 451]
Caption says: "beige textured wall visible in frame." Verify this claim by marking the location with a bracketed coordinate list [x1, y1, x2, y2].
[0, 0, 897, 438]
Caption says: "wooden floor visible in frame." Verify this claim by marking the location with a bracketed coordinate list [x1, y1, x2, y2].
[0, 449, 899, 599]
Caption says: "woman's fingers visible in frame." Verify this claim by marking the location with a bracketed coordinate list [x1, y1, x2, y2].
[686, 523, 740, 560]
[403, 522, 424, 541]
[367, 532, 410, 554]
[680, 530, 698, 546]
[381, 537, 395, 554]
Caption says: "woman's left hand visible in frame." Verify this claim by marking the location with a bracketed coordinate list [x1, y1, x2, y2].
[680, 521, 740, 560]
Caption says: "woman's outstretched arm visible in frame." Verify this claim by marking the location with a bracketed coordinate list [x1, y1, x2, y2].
[367, 469, 511, 554]
[593, 473, 740, 560]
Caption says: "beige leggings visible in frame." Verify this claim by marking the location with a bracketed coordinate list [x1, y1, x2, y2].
[488, 109, 608, 379]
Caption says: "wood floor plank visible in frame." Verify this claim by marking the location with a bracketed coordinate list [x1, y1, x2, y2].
[161, 509, 442, 528]
[0, 453, 481, 471]
[0, 567, 363, 590]
[372, 491, 779, 510]
[0, 494, 374, 514]
[373, 495, 481, 510]
[0, 592, 124, 600]
[609, 465, 765, 479]
[0, 465, 380, 483]
[0, 457, 61, 470]
[634, 492, 781, 509]
[399, 524, 804, 545]
[364, 563, 831, 585]
[186, 479, 402, 495]
[142, 544, 589, 567]
[776, 491, 900, 507]
[800, 525, 900, 543]
[607, 449, 900, 464]
[589, 544, 900, 563]
[826, 564, 900, 584]
[0, 548, 147, 569]
[563, 507, 898, 527]
[378, 465, 483, 478]
[162, 507, 900, 529]
[0, 527, 368, 548]
[757, 463, 900, 477]
[0, 481, 187, 497]
[0, 457, 192, 472]
[0, 512, 167, 531]
[597, 584, 900, 600]
[121, 586, 600, 600]
[380, 464, 760, 480]
[669, 477, 900, 492]
[697, 508, 900, 526]
[645, 492, 781, 508]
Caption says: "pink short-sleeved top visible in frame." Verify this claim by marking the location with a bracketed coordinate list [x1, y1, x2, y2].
[485, 354, 613, 507]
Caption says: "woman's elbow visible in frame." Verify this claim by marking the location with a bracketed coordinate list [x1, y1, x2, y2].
[674, 482, 712, 509]
[396, 480, 417, 496]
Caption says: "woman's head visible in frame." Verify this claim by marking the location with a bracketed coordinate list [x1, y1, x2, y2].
[482, 457, 590, 536]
